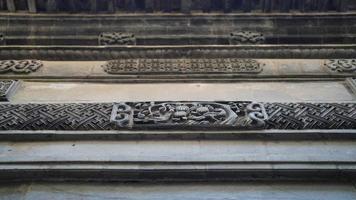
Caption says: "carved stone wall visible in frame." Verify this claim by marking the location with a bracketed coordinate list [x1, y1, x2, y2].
[0, 102, 354, 131]
[102, 59, 263, 74]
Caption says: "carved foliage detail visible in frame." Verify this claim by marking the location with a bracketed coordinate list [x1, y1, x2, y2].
[0, 80, 17, 101]
[0, 60, 43, 74]
[102, 59, 263, 74]
[111, 102, 268, 129]
[324, 59, 356, 73]
[99, 32, 136, 45]
[229, 31, 265, 45]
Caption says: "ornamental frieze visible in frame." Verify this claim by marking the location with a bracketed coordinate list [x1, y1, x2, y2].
[99, 32, 136, 45]
[229, 31, 265, 45]
[102, 59, 263, 74]
[111, 102, 268, 129]
[324, 59, 356, 73]
[0, 80, 18, 101]
[0, 102, 354, 131]
[0, 60, 43, 74]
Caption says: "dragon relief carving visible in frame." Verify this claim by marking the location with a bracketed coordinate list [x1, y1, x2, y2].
[324, 59, 356, 73]
[111, 102, 268, 129]
[0, 60, 43, 74]
[229, 31, 265, 45]
[99, 32, 136, 45]
[102, 59, 263, 74]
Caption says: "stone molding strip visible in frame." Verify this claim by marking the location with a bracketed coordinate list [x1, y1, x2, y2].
[1, 161, 355, 182]
[0, 102, 354, 131]
[0, 46, 355, 60]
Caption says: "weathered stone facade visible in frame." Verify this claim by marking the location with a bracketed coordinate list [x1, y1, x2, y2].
[0, 0, 355, 199]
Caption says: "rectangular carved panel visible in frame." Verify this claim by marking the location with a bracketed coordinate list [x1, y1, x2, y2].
[102, 59, 263, 74]
[0, 102, 354, 131]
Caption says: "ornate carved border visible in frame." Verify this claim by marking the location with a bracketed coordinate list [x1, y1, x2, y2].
[0, 102, 354, 131]
[102, 59, 263, 74]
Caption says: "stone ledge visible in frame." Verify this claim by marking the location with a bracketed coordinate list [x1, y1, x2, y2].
[1, 130, 356, 141]
[1, 162, 356, 182]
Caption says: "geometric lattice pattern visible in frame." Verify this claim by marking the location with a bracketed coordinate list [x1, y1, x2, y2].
[265, 103, 356, 129]
[0, 103, 113, 130]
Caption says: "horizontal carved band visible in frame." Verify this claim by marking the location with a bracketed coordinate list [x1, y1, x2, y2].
[0, 60, 42, 74]
[325, 59, 356, 73]
[0, 102, 354, 131]
[0, 80, 18, 101]
[102, 59, 263, 74]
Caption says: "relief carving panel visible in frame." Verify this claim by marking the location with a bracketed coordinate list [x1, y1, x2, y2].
[111, 102, 268, 129]
[102, 59, 263, 74]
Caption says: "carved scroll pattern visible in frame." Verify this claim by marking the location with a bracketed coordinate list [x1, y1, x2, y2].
[99, 32, 136, 45]
[102, 59, 263, 74]
[324, 59, 356, 73]
[229, 31, 265, 45]
[0, 60, 43, 74]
